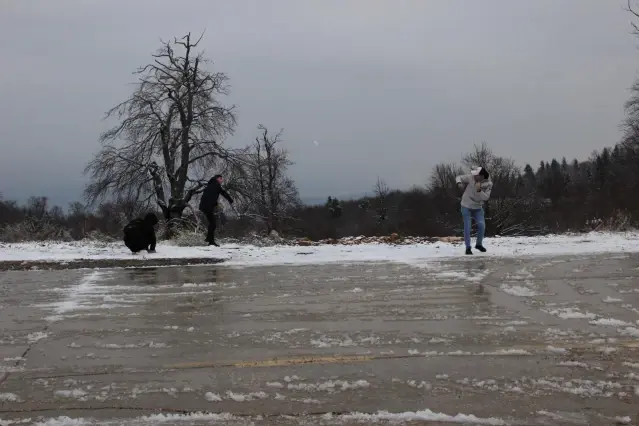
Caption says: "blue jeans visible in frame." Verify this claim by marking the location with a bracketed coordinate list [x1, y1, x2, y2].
[461, 206, 485, 249]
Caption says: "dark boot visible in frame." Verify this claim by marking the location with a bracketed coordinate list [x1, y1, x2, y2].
[475, 245, 487, 253]
[208, 240, 219, 247]
[465, 247, 473, 255]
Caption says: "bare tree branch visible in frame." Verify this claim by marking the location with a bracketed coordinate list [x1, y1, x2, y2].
[626, 0, 639, 35]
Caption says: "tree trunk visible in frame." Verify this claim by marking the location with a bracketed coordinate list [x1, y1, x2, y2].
[160, 198, 187, 238]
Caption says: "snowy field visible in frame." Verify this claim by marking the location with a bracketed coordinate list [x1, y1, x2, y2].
[1, 231, 639, 267]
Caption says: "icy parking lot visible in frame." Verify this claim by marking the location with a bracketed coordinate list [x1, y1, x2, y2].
[1, 246, 639, 425]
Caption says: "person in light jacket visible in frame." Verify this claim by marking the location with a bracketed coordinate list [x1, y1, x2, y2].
[455, 166, 493, 255]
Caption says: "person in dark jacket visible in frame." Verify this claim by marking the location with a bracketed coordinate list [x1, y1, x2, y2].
[123, 212, 159, 254]
[199, 174, 233, 246]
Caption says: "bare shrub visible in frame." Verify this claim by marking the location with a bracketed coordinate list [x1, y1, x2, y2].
[585, 211, 635, 232]
[84, 230, 119, 243]
[172, 228, 207, 247]
[164, 211, 207, 247]
[0, 218, 73, 243]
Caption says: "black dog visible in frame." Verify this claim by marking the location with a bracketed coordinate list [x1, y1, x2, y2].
[123, 213, 159, 253]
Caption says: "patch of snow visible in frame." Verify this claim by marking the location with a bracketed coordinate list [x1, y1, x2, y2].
[324, 409, 506, 425]
[589, 318, 632, 327]
[532, 377, 621, 397]
[500, 284, 540, 297]
[603, 296, 623, 303]
[623, 362, 639, 369]
[597, 346, 617, 355]
[544, 328, 579, 339]
[406, 380, 432, 390]
[456, 378, 502, 392]
[94, 341, 166, 349]
[559, 361, 589, 368]
[95, 343, 138, 349]
[26, 332, 49, 343]
[432, 270, 489, 282]
[204, 392, 222, 402]
[546, 346, 568, 354]
[477, 349, 531, 356]
[284, 328, 309, 335]
[128, 412, 240, 424]
[543, 307, 596, 319]
[181, 282, 217, 288]
[428, 337, 452, 343]
[54, 389, 87, 399]
[32, 417, 88, 426]
[620, 327, 639, 337]
[287, 379, 370, 393]
[309, 335, 378, 348]
[224, 390, 267, 401]
[625, 372, 639, 381]
[0, 392, 21, 402]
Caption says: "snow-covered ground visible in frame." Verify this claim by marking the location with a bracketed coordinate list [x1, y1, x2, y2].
[0, 232, 638, 267]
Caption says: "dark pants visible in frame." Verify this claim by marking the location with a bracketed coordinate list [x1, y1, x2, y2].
[203, 210, 216, 243]
[124, 235, 148, 253]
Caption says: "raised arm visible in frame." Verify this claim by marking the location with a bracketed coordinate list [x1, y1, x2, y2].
[455, 174, 471, 185]
[220, 187, 233, 204]
[476, 181, 493, 201]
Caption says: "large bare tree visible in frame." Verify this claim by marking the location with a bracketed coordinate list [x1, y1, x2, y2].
[84, 32, 238, 226]
[240, 125, 300, 233]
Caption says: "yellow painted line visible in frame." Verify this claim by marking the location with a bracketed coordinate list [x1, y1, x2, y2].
[166, 354, 376, 370]
[163, 340, 639, 371]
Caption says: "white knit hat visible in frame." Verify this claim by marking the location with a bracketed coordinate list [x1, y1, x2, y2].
[470, 166, 483, 176]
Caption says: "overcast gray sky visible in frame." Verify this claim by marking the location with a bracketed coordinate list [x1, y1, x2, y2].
[1, 0, 638, 207]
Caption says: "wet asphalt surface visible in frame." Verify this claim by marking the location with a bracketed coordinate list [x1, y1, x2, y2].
[1, 253, 639, 425]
